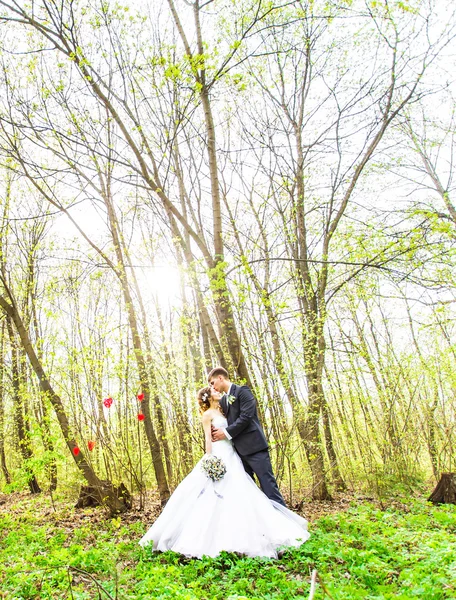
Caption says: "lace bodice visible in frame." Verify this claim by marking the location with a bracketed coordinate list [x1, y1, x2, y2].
[210, 413, 232, 460]
[212, 414, 228, 428]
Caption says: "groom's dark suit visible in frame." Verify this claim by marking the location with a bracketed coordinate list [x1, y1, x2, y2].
[220, 383, 285, 506]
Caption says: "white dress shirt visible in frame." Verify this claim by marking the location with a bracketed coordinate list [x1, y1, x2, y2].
[222, 384, 234, 440]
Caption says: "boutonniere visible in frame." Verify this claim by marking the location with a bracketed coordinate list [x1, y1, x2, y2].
[225, 393, 236, 405]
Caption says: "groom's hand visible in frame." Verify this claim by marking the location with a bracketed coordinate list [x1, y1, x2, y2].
[211, 427, 227, 442]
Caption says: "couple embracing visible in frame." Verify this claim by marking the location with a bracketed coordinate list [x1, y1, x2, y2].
[140, 367, 309, 558]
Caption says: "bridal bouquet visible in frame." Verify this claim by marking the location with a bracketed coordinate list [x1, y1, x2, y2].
[201, 455, 226, 482]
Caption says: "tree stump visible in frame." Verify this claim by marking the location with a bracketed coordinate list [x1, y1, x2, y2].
[75, 481, 132, 514]
[428, 473, 456, 504]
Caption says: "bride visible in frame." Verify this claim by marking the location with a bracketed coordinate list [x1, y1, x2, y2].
[139, 386, 310, 558]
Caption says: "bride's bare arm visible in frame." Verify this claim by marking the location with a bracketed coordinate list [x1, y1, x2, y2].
[202, 411, 212, 454]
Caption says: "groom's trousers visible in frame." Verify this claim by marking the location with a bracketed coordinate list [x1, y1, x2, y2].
[241, 449, 286, 507]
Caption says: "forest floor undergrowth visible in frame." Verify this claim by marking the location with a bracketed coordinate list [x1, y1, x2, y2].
[0, 490, 455, 599]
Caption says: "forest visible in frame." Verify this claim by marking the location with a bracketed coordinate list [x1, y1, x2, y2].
[0, 0, 455, 598]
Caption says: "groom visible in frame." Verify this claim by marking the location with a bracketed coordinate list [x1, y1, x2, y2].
[209, 366, 286, 506]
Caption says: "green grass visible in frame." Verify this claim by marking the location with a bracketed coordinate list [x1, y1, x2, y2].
[0, 495, 455, 599]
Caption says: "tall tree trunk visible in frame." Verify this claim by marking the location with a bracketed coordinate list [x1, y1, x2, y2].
[29, 261, 58, 492]
[155, 302, 193, 474]
[38, 395, 58, 492]
[6, 316, 41, 494]
[100, 180, 171, 502]
[321, 397, 346, 491]
[166, 0, 253, 386]
[167, 150, 228, 372]
[427, 391, 440, 480]
[405, 298, 440, 480]
[301, 316, 331, 501]
[0, 322, 11, 484]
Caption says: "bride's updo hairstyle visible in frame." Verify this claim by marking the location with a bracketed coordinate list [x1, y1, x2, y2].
[197, 386, 212, 413]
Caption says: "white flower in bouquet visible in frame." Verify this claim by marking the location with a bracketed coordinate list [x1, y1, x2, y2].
[201, 455, 226, 482]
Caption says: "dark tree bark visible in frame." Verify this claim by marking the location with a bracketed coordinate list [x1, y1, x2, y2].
[28, 249, 58, 492]
[321, 400, 346, 491]
[6, 316, 41, 494]
[76, 481, 132, 510]
[428, 473, 456, 505]
[0, 322, 11, 484]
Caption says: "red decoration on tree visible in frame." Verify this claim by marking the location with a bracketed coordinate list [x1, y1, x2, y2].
[73, 446, 80, 456]
[87, 440, 96, 452]
[137, 393, 144, 401]
[103, 397, 113, 408]
[137, 413, 145, 421]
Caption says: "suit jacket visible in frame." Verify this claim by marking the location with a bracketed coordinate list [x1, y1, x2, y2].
[220, 383, 268, 456]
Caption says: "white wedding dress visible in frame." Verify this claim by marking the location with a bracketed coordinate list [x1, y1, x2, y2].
[139, 415, 310, 558]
